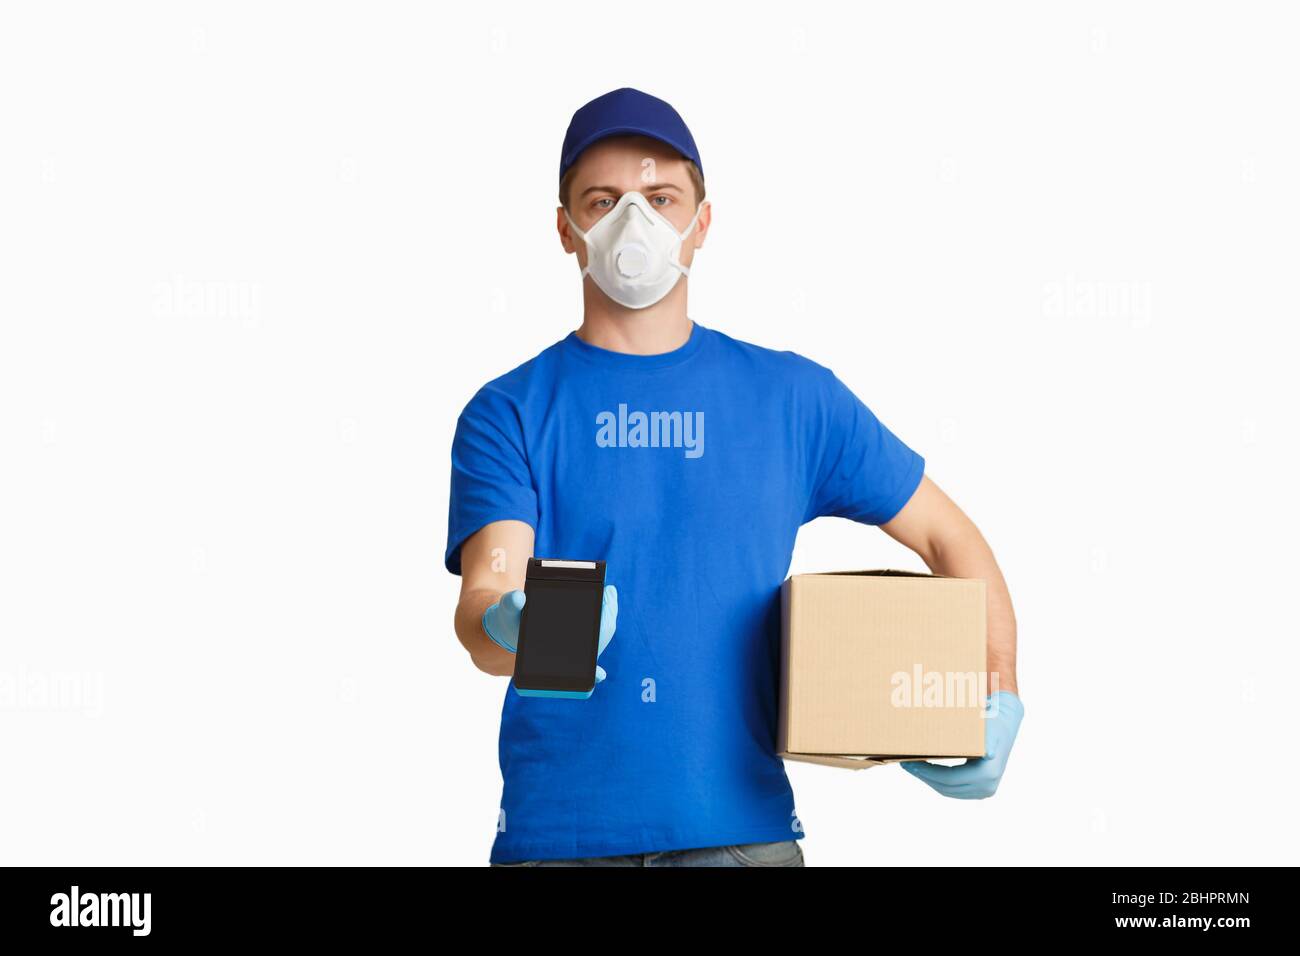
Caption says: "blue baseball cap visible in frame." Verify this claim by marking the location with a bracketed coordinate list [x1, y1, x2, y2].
[559, 88, 703, 184]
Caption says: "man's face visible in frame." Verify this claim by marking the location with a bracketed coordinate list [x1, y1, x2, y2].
[558, 134, 709, 275]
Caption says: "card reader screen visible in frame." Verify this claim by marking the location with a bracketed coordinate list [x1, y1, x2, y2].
[515, 579, 602, 690]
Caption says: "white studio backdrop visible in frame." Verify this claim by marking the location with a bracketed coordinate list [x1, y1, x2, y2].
[1, 2, 1296, 866]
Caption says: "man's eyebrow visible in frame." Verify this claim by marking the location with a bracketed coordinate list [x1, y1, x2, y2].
[579, 182, 684, 197]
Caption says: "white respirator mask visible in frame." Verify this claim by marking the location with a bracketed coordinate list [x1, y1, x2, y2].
[565, 191, 705, 310]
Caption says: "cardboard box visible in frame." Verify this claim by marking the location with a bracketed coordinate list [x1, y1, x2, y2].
[777, 570, 988, 769]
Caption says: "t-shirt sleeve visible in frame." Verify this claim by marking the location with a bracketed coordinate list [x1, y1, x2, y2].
[444, 385, 539, 575]
[803, 366, 926, 526]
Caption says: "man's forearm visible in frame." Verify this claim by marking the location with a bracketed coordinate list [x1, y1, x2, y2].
[923, 526, 1018, 697]
[455, 587, 516, 677]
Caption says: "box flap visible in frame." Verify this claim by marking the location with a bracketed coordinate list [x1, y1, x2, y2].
[778, 751, 940, 771]
[816, 569, 943, 579]
[780, 752, 887, 770]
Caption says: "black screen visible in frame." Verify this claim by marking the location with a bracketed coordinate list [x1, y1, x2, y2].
[515, 579, 602, 690]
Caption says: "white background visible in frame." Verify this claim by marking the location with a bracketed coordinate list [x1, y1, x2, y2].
[2, 2, 1296, 866]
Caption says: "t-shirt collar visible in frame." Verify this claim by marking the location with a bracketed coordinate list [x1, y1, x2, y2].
[562, 319, 707, 371]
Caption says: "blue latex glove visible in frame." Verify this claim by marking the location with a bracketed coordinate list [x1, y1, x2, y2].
[482, 584, 619, 683]
[900, 691, 1024, 799]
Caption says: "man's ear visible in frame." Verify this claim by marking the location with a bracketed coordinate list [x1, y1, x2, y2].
[557, 206, 578, 255]
[691, 200, 712, 249]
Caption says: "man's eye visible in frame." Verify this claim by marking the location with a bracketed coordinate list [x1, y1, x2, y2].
[593, 198, 614, 209]
[651, 195, 671, 206]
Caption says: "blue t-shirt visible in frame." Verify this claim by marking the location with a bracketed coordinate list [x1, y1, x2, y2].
[445, 321, 925, 863]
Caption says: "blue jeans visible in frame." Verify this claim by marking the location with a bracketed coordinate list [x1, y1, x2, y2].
[490, 839, 805, 867]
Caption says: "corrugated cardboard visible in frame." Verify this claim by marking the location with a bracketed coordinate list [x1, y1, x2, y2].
[777, 570, 987, 770]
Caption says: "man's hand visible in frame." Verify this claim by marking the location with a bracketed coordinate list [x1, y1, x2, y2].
[483, 584, 620, 682]
[900, 691, 1024, 799]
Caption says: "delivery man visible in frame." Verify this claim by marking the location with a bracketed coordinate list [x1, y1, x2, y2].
[446, 88, 1024, 867]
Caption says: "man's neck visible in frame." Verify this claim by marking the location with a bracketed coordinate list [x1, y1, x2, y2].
[574, 282, 692, 355]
